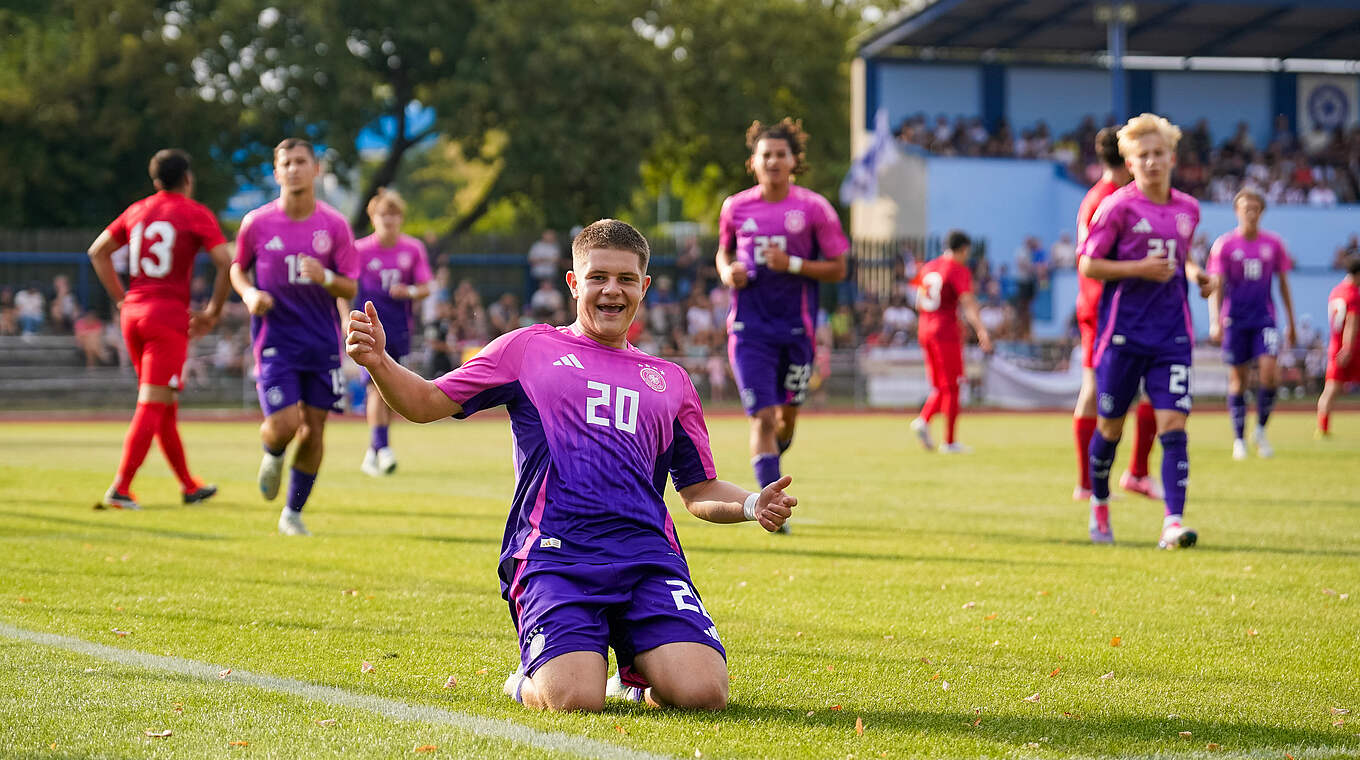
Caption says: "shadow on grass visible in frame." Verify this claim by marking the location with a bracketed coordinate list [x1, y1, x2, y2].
[0, 508, 231, 541]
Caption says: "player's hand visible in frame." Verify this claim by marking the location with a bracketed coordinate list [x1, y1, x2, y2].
[345, 301, 387, 368]
[753, 475, 797, 532]
[1196, 271, 1215, 298]
[388, 284, 412, 300]
[243, 287, 274, 316]
[977, 330, 993, 354]
[298, 255, 326, 284]
[189, 307, 220, 338]
[763, 244, 790, 273]
[721, 262, 749, 290]
[1137, 255, 1177, 283]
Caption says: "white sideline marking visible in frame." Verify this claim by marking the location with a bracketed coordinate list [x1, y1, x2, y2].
[1, 621, 673, 760]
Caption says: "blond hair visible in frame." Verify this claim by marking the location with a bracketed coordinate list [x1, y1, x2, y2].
[366, 187, 406, 218]
[1117, 113, 1182, 157]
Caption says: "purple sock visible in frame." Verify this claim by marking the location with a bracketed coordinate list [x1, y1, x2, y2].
[1228, 393, 1246, 440]
[1159, 430, 1188, 518]
[286, 467, 316, 513]
[1257, 388, 1276, 428]
[371, 425, 389, 452]
[1088, 433, 1119, 501]
[263, 442, 285, 457]
[753, 454, 781, 489]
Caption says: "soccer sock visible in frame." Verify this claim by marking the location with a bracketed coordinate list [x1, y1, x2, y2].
[1319, 410, 1330, 433]
[371, 425, 389, 452]
[1228, 393, 1247, 441]
[1074, 416, 1097, 491]
[1088, 433, 1119, 501]
[776, 433, 794, 454]
[1159, 430, 1188, 519]
[263, 442, 285, 458]
[286, 467, 317, 513]
[920, 389, 942, 423]
[752, 454, 781, 489]
[943, 384, 960, 445]
[156, 402, 198, 491]
[113, 401, 170, 493]
[1129, 400, 1156, 478]
[1257, 388, 1276, 429]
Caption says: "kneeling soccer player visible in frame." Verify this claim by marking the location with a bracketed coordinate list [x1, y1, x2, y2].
[346, 219, 797, 711]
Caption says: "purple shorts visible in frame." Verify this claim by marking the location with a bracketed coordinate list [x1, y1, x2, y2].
[1222, 324, 1278, 367]
[256, 360, 344, 417]
[1095, 345, 1193, 418]
[505, 557, 725, 679]
[728, 330, 815, 415]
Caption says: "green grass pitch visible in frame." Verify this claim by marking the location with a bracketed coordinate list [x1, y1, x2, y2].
[1, 411, 1357, 759]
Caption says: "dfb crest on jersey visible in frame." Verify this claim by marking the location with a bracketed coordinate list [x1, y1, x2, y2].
[1175, 214, 1194, 239]
[266, 386, 285, 408]
[784, 209, 807, 234]
[1261, 245, 1273, 261]
[398, 253, 411, 269]
[1231, 248, 1244, 261]
[639, 364, 666, 393]
[367, 258, 383, 271]
[312, 229, 333, 255]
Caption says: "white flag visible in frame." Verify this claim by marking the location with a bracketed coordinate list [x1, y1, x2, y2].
[839, 108, 899, 206]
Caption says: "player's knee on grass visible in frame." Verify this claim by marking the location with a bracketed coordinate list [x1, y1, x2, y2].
[635, 642, 729, 711]
[651, 674, 728, 711]
[529, 679, 606, 713]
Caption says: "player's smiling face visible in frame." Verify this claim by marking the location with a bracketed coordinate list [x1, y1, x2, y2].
[568, 247, 650, 348]
[1126, 133, 1175, 190]
[274, 146, 319, 195]
[752, 138, 796, 187]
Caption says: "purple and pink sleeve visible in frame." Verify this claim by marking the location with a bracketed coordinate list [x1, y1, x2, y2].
[433, 328, 531, 415]
[413, 240, 433, 284]
[332, 219, 359, 278]
[812, 195, 849, 259]
[233, 214, 256, 269]
[669, 375, 718, 490]
[1078, 198, 1121, 261]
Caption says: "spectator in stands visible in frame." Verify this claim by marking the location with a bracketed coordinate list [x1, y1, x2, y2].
[48, 274, 78, 334]
[0, 287, 17, 336]
[1308, 179, 1339, 207]
[1050, 231, 1076, 269]
[1269, 114, 1296, 154]
[487, 292, 521, 337]
[526, 229, 561, 289]
[73, 309, 110, 368]
[15, 281, 45, 336]
[529, 278, 565, 324]
[422, 264, 452, 329]
[880, 294, 916, 345]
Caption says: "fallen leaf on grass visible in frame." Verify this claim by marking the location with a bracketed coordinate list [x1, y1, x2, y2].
[1049, 668, 1061, 678]
[217, 669, 232, 679]
[315, 719, 337, 727]
[1062, 712, 1081, 720]
[229, 741, 250, 747]
[1205, 743, 1220, 751]
[111, 628, 130, 637]
[1023, 693, 1041, 703]
[1247, 628, 1259, 637]
[920, 657, 932, 665]
[361, 661, 376, 673]
[1334, 719, 1346, 727]
[1099, 671, 1115, 680]
[1287, 753, 1296, 759]
[341, 589, 358, 596]
[615, 725, 627, 735]
[17, 597, 30, 603]
[49, 743, 56, 750]
[831, 705, 843, 711]
[856, 716, 864, 736]
[883, 635, 894, 641]
[930, 672, 941, 681]
[414, 744, 437, 753]
[443, 675, 457, 689]
[806, 711, 815, 717]
[826, 665, 834, 672]
[144, 730, 172, 739]
[475, 668, 488, 675]
[172, 703, 184, 714]
[1323, 588, 1338, 596]
[1025, 742, 1041, 749]
[1110, 636, 1122, 647]
[971, 718, 982, 727]
[1179, 731, 1193, 740]
[962, 601, 976, 609]
[984, 613, 998, 621]
[1330, 707, 1350, 715]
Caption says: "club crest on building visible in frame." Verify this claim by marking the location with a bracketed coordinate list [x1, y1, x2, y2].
[313, 229, 332, 255]
[784, 209, 806, 234]
[639, 364, 666, 392]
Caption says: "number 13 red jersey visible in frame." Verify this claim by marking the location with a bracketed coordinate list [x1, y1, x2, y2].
[105, 190, 226, 308]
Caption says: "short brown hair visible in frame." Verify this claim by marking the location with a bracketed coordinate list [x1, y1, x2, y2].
[1233, 187, 1266, 211]
[1095, 127, 1122, 169]
[571, 219, 650, 272]
[367, 187, 406, 218]
[274, 138, 316, 162]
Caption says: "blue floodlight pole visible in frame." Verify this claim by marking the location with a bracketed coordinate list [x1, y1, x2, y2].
[1107, 5, 1128, 122]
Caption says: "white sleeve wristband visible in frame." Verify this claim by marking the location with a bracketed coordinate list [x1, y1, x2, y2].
[742, 492, 760, 522]
[322, 269, 335, 287]
[786, 256, 804, 275]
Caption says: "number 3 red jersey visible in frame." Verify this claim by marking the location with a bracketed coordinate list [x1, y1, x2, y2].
[105, 191, 227, 308]
[915, 256, 973, 345]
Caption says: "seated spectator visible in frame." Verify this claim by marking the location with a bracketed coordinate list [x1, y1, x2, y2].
[1050, 232, 1076, 269]
[487, 292, 521, 337]
[48, 274, 78, 334]
[528, 279, 565, 324]
[73, 310, 110, 368]
[15, 282, 45, 336]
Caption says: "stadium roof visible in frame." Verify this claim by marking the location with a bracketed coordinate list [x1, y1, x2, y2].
[857, 0, 1360, 65]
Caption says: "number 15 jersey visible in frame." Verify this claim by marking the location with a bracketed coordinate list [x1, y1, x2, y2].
[434, 324, 718, 593]
[1079, 184, 1200, 354]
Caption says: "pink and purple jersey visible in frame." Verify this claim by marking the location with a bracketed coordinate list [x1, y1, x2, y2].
[1079, 184, 1200, 355]
[718, 185, 848, 338]
[433, 324, 718, 592]
[355, 233, 432, 356]
[1207, 229, 1291, 330]
[235, 200, 358, 370]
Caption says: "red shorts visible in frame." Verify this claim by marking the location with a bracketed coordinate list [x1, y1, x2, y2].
[1327, 351, 1360, 383]
[121, 300, 190, 389]
[1078, 312, 1098, 370]
[922, 338, 964, 390]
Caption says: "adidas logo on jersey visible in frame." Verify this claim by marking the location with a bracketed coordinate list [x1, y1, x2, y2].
[1131, 218, 1154, 234]
[552, 353, 584, 369]
[740, 218, 758, 233]
[265, 236, 285, 251]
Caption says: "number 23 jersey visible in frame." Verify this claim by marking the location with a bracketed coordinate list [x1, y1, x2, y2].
[1079, 184, 1200, 354]
[434, 325, 719, 588]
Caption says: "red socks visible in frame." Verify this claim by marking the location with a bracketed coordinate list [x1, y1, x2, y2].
[1129, 400, 1156, 478]
[943, 384, 960, 444]
[1319, 410, 1330, 433]
[157, 403, 199, 492]
[1074, 416, 1097, 490]
[113, 401, 169, 493]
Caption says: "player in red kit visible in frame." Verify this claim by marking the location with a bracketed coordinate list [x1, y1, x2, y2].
[909, 230, 991, 453]
[1317, 257, 1360, 436]
[87, 149, 234, 509]
[1071, 128, 1160, 501]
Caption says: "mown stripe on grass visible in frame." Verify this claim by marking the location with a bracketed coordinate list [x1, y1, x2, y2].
[0, 621, 673, 760]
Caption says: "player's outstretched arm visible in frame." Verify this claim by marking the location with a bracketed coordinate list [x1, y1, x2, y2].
[192, 242, 235, 337]
[679, 475, 796, 533]
[347, 301, 461, 422]
[1079, 254, 1175, 283]
[87, 231, 126, 307]
[1277, 268, 1298, 347]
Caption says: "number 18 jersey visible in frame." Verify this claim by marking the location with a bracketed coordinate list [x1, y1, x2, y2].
[105, 191, 227, 308]
[433, 324, 718, 593]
